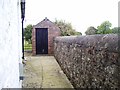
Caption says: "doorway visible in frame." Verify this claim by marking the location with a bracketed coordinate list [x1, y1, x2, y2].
[36, 28, 48, 54]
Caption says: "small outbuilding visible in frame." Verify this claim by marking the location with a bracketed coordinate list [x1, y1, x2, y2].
[32, 17, 61, 55]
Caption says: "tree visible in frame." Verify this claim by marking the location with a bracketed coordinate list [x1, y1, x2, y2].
[75, 31, 82, 35]
[85, 26, 97, 35]
[112, 27, 120, 34]
[97, 21, 112, 34]
[24, 24, 33, 44]
[54, 19, 82, 36]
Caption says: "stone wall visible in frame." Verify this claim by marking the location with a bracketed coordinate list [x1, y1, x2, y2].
[0, 0, 22, 89]
[54, 34, 120, 88]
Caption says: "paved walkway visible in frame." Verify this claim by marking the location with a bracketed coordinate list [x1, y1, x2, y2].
[22, 53, 74, 88]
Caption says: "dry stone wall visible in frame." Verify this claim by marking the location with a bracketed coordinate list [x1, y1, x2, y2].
[54, 34, 120, 88]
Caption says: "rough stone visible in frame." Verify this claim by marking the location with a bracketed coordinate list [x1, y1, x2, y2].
[54, 34, 120, 88]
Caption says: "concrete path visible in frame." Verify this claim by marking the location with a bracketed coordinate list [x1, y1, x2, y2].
[22, 53, 74, 88]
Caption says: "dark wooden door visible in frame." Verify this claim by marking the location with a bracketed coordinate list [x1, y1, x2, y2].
[36, 28, 48, 54]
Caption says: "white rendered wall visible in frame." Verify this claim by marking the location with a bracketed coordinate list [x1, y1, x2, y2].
[0, 0, 22, 89]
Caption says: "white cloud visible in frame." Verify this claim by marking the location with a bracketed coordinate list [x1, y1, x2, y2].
[25, 0, 119, 34]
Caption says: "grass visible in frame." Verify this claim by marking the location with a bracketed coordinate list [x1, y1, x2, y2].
[24, 41, 32, 51]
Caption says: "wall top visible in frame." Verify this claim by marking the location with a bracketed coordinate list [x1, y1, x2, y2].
[55, 34, 119, 53]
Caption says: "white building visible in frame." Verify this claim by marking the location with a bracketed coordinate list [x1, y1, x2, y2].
[0, 0, 23, 89]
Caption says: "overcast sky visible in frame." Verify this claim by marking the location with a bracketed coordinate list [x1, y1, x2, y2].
[25, 0, 119, 34]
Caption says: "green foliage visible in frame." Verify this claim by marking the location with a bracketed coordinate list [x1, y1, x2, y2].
[112, 27, 120, 34]
[75, 31, 82, 35]
[97, 21, 112, 34]
[85, 21, 118, 35]
[24, 40, 32, 50]
[85, 26, 98, 35]
[24, 24, 33, 44]
[54, 19, 82, 36]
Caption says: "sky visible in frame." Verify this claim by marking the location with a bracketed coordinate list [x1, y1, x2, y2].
[25, 0, 119, 34]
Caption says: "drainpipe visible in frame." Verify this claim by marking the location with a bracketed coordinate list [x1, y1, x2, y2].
[21, 0, 25, 60]
[22, 18, 24, 60]
[20, 0, 26, 81]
